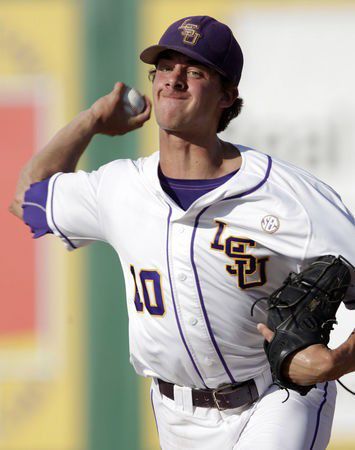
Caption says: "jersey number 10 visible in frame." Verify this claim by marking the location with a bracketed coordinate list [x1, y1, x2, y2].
[130, 265, 165, 316]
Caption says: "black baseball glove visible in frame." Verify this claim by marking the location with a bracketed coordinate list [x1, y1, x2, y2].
[263, 255, 352, 395]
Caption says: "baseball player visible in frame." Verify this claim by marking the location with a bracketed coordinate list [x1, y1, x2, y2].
[10, 15, 355, 450]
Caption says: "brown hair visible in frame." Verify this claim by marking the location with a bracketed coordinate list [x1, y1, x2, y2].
[218, 77, 243, 133]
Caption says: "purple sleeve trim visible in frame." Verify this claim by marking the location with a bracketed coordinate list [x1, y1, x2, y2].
[23, 178, 52, 238]
[50, 174, 76, 249]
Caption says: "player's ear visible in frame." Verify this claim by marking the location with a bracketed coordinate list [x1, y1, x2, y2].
[219, 85, 238, 109]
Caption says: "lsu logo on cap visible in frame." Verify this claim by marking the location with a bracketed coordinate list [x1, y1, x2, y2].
[178, 19, 201, 46]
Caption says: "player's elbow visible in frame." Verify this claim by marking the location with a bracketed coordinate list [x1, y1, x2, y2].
[9, 197, 24, 220]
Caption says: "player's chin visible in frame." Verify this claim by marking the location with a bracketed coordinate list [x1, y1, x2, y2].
[156, 115, 189, 132]
[156, 103, 189, 123]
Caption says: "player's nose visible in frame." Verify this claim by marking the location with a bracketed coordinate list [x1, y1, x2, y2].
[165, 66, 187, 91]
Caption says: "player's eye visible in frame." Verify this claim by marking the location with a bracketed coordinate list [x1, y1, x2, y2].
[187, 69, 204, 79]
[156, 63, 173, 72]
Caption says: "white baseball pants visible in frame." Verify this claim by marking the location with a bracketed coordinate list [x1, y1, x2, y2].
[150, 375, 336, 450]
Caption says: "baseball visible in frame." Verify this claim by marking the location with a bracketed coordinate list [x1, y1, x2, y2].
[122, 85, 146, 116]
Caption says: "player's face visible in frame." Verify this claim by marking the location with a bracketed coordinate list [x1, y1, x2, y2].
[152, 52, 231, 135]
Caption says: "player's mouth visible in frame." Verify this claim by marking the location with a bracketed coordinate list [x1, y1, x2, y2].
[160, 94, 189, 100]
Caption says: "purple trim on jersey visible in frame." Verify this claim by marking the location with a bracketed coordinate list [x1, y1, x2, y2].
[310, 382, 329, 450]
[23, 178, 52, 238]
[189, 155, 273, 383]
[191, 206, 236, 384]
[223, 155, 272, 202]
[51, 174, 77, 250]
[159, 167, 238, 210]
[165, 205, 207, 387]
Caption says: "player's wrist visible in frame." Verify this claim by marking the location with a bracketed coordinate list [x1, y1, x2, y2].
[316, 348, 336, 382]
[81, 108, 101, 136]
[330, 333, 355, 378]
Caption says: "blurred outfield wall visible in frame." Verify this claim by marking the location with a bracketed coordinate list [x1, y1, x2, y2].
[0, 1, 86, 449]
[0, 1, 354, 450]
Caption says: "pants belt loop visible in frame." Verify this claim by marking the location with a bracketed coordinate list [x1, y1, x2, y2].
[254, 367, 273, 397]
[182, 386, 193, 414]
[173, 384, 183, 411]
[173, 384, 193, 413]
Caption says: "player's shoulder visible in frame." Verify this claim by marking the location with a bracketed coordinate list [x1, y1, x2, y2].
[94, 151, 159, 179]
[242, 145, 340, 200]
[271, 153, 343, 201]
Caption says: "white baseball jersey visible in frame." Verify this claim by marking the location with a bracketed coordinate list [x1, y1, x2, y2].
[46, 145, 355, 389]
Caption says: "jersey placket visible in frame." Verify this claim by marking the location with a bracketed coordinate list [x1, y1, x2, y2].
[167, 205, 232, 388]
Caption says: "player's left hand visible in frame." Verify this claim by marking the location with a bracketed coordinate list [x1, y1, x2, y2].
[257, 323, 334, 385]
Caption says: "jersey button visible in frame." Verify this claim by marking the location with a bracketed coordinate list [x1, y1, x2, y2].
[189, 317, 198, 326]
[204, 357, 214, 366]
[178, 273, 187, 281]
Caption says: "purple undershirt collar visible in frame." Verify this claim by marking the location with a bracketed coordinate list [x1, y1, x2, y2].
[158, 166, 239, 210]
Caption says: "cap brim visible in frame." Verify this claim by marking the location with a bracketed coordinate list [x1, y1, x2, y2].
[140, 44, 229, 80]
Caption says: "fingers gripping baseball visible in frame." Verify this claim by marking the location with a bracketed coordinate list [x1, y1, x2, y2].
[90, 82, 151, 136]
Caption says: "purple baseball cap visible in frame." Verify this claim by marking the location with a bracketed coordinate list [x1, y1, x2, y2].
[140, 16, 244, 85]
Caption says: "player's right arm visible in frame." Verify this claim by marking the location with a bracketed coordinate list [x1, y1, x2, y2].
[9, 82, 151, 220]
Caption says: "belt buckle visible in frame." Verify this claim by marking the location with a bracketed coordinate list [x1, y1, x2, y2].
[212, 384, 234, 411]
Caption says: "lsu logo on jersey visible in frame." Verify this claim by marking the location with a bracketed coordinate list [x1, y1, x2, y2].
[178, 19, 202, 46]
[210, 220, 268, 289]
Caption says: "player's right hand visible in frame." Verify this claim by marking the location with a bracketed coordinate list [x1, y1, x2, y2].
[90, 82, 151, 136]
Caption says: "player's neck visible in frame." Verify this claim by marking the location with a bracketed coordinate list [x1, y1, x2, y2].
[159, 131, 241, 179]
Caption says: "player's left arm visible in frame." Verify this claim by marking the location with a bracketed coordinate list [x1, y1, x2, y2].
[258, 324, 355, 385]
[258, 178, 355, 386]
